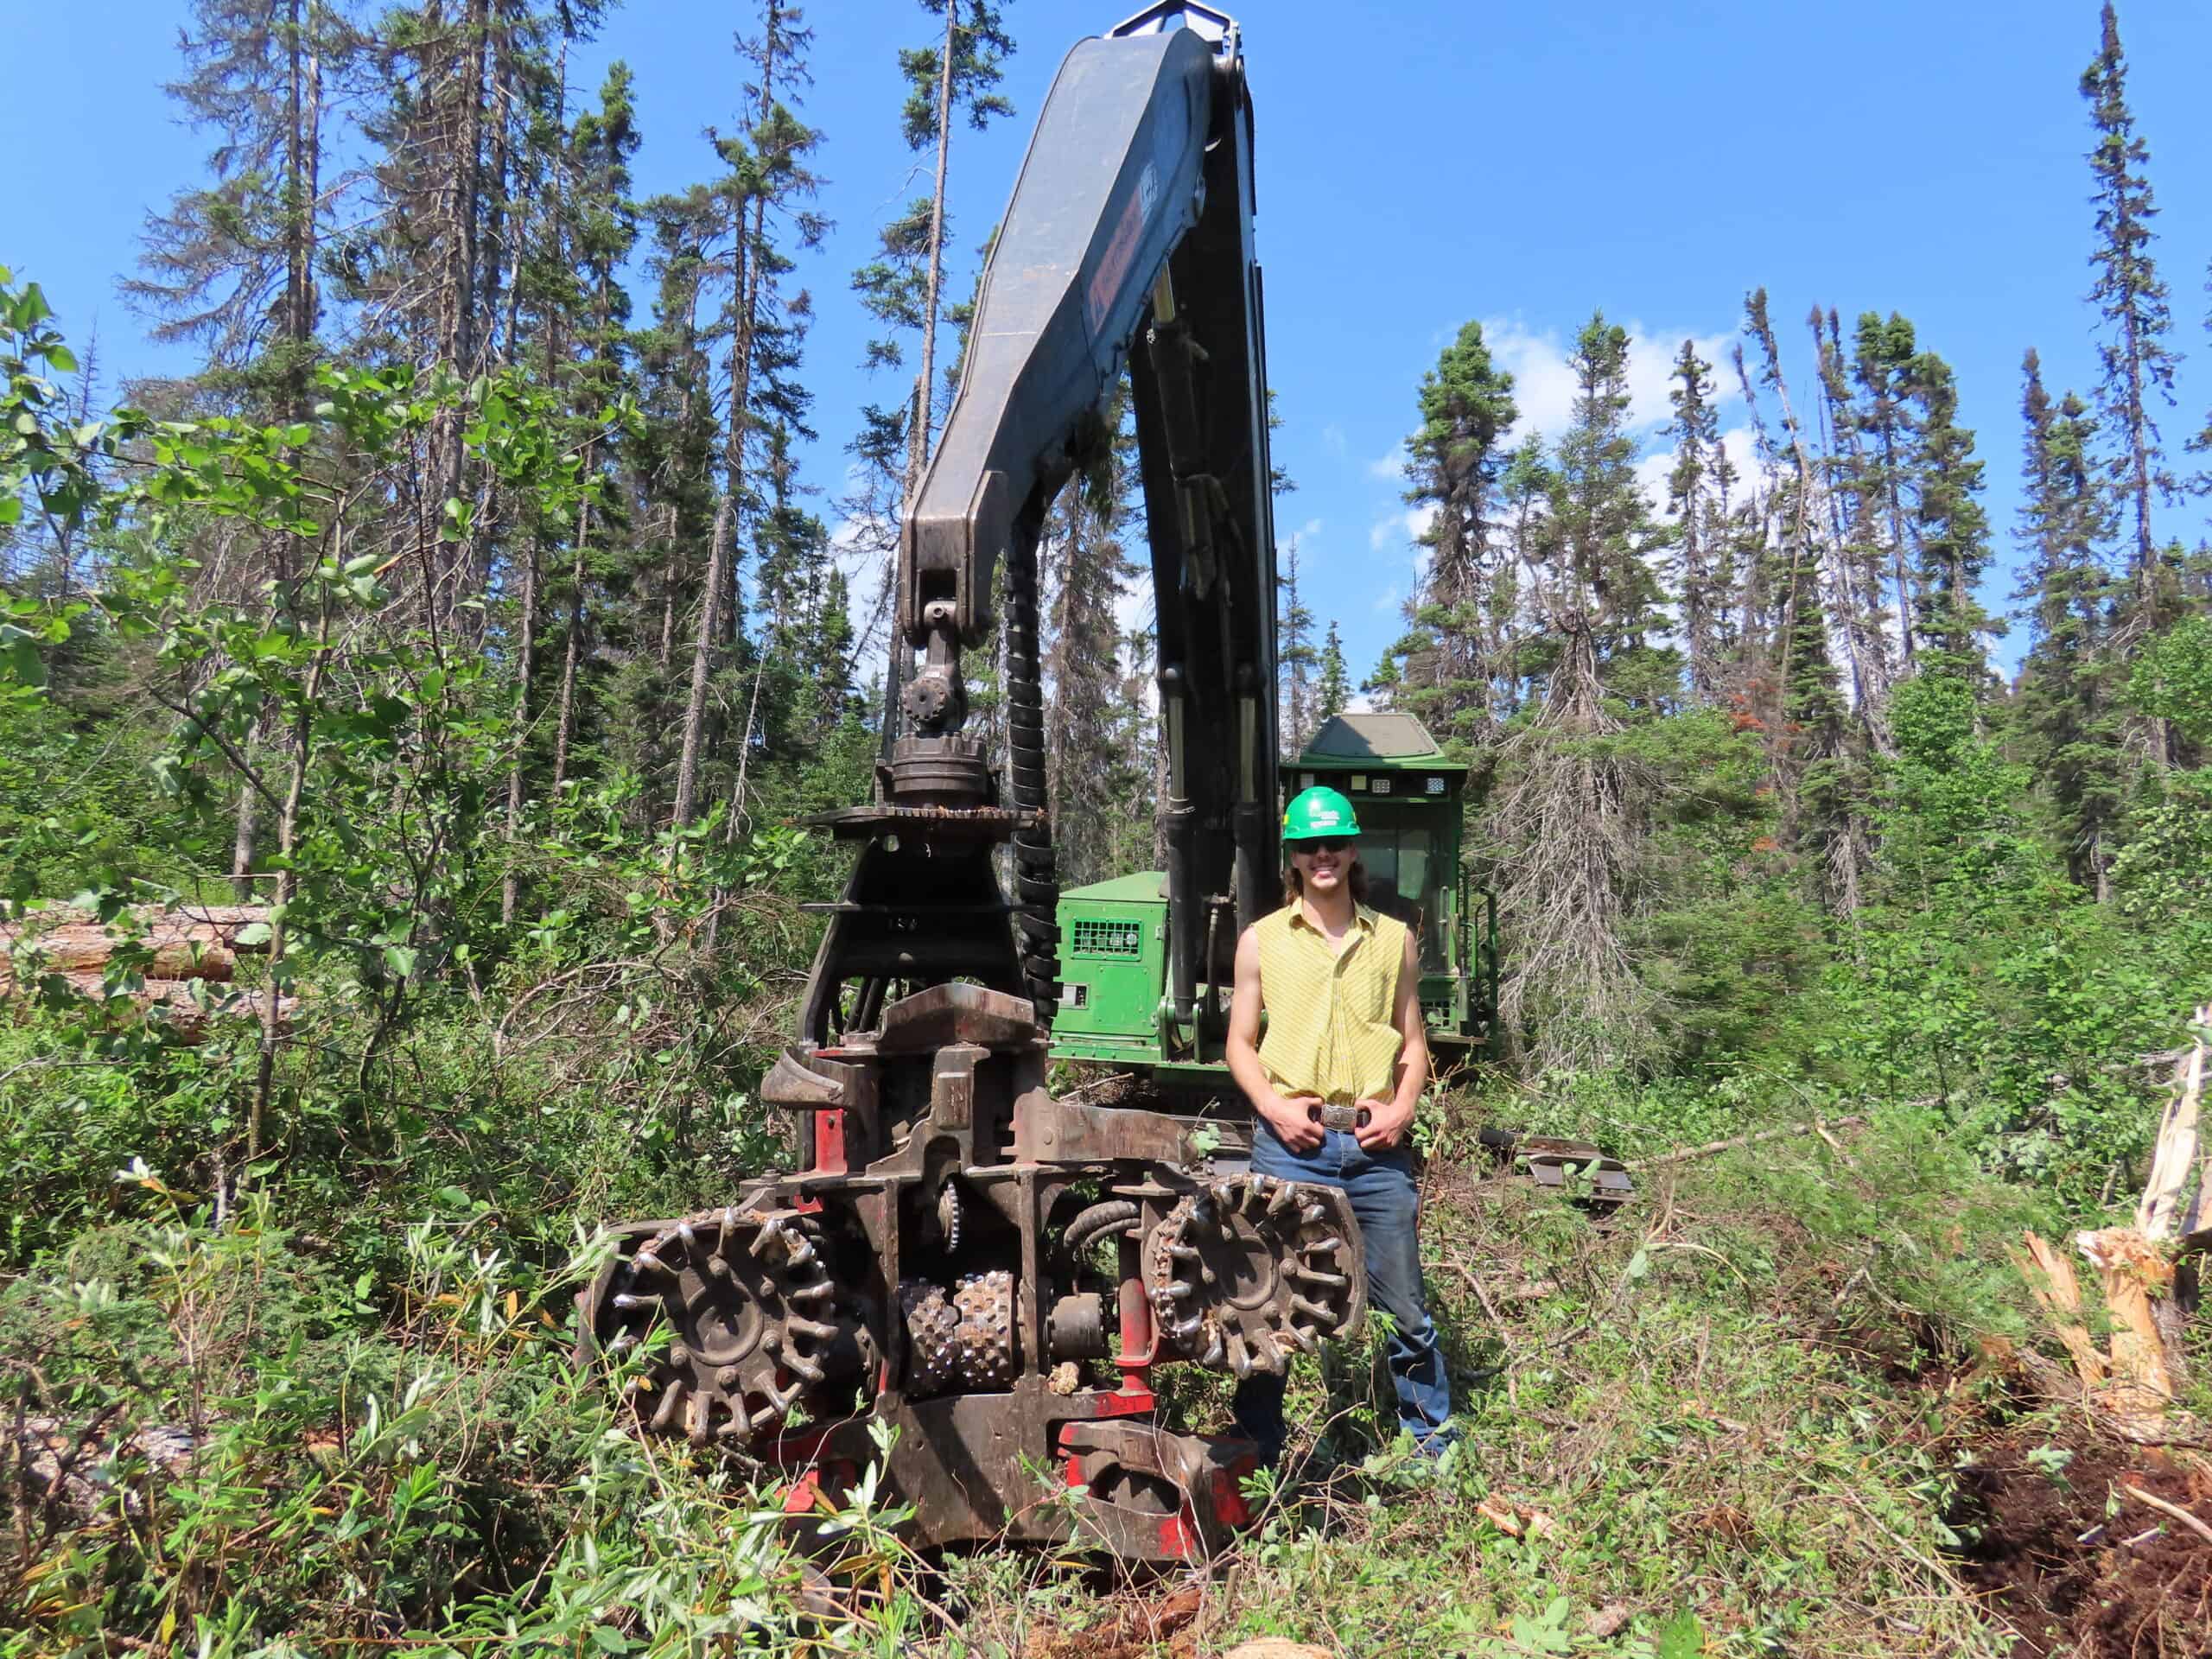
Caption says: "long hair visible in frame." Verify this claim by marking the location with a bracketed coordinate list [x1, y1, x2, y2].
[1281, 856, 1369, 910]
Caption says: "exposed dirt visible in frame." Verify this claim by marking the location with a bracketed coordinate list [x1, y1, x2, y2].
[1950, 1430, 2212, 1658]
[1021, 1581, 1207, 1659]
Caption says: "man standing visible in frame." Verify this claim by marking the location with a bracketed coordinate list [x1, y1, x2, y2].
[1224, 785, 1451, 1465]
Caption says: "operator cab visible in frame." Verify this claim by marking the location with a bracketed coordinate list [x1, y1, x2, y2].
[1284, 713, 1490, 1048]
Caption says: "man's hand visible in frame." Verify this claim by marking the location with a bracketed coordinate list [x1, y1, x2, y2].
[1355, 1095, 1414, 1151]
[1262, 1092, 1326, 1153]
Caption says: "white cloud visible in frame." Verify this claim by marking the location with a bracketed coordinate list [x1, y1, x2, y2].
[1370, 583, 1401, 616]
[1368, 503, 1435, 553]
[1478, 318, 1738, 448]
[1366, 442, 1407, 482]
[1320, 423, 1348, 461]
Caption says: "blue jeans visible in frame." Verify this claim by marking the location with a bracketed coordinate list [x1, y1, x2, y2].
[1233, 1126, 1452, 1462]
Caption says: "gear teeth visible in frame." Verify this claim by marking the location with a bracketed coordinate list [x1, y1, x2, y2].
[1288, 1262, 1348, 1289]
[787, 1277, 835, 1304]
[1291, 1294, 1334, 1323]
[686, 1389, 713, 1446]
[649, 1382, 686, 1433]
[1224, 1330, 1252, 1379]
[1287, 1323, 1322, 1355]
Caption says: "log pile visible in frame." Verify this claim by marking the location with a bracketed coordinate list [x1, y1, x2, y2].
[2015, 1005, 2210, 1445]
[0, 903, 289, 1038]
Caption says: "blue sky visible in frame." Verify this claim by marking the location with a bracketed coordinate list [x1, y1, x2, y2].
[7, 0, 2212, 683]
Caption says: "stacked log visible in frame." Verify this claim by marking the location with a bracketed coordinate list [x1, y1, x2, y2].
[1, 904, 290, 1038]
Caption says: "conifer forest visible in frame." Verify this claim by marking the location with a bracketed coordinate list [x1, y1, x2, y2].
[6, 3, 2212, 1655]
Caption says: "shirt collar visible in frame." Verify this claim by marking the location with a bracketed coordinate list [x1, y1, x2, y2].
[1289, 900, 1377, 937]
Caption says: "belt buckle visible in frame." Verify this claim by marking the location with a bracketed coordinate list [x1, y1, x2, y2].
[1308, 1102, 1370, 1132]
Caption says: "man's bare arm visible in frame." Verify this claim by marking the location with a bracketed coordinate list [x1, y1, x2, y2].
[1226, 925, 1324, 1152]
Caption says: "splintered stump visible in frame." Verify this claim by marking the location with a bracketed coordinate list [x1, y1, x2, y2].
[1, 904, 289, 1038]
[2015, 1005, 2209, 1444]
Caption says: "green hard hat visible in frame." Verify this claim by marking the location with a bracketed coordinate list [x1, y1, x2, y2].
[1282, 785, 1360, 842]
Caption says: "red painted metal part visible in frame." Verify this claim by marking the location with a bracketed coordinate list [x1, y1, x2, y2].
[812, 1109, 847, 1175]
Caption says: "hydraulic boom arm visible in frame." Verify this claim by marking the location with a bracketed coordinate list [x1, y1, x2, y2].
[886, 3, 1281, 1039]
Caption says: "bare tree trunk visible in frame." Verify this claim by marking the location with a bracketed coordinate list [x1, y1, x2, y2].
[671, 495, 732, 828]
[550, 489, 592, 791]
[501, 535, 540, 923]
[249, 547, 336, 1172]
[429, 0, 490, 634]
[911, 0, 958, 483]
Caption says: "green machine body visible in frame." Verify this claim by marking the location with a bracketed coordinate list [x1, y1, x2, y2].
[1048, 713, 1499, 1080]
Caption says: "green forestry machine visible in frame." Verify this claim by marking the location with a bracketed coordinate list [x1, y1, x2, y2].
[1052, 710, 1503, 1079]
[577, 2, 1624, 1569]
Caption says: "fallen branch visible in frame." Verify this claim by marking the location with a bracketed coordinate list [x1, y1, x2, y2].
[2122, 1482, 2212, 1546]
[1629, 1115, 1866, 1172]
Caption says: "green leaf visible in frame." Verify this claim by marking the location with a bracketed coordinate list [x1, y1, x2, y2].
[1657, 1610, 1705, 1659]
[588, 1627, 632, 1655]
[382, 944, 418, 978]
[42, 343, 77, 374]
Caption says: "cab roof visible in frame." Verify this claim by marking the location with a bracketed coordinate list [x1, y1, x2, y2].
[1294, 713, 1446, 771]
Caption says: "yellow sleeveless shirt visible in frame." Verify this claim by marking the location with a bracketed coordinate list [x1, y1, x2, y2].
[1253, 901, 1409, 1105]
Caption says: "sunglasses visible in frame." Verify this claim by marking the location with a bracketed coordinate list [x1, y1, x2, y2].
[1294, 837, 1355, 855]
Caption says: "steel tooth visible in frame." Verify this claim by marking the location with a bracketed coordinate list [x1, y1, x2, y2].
[781, 1237, 817, 1270]
[1165, 1279, 1196, 1302]
[787, 1277, 836, 1304]
[1225, 1330, 1252, 1380]
[1287, 1323, 1322, 1354]
[1167, 1242, 1201, 1262]
[749, 1401, 782, 1433]
[702, 1254, 731, 1280]
[765, 1379, 798, 1414]
[1291, 1294, 1335, 1323]
[1266, 1182, 1297, 1217]
[1168, 1314, 1203, 1341]
[1209, 1180, 1236, 1211]
[612, 1292, 647, 1313]
[1243, 1181, 1268, 1215]
[630, 1253, 667, 1283]
[748, 1217, 786, 1260]
[1287, 1262, 1349, 1289]
[1253, 1332, 1285, 1374]
[785, 1315, 838, 1342]
[686, 1389, 713, 1446]
[648, 1382, 686, 1434]
[607, 1333, 638, 1356]
[1300, 1202, 1327, 1225]
[622, 1376, 646, 1399]
[677, 1222, 700, 1257]
[785, 1351, 826, 1383]
[1198, 1328, 1224, 1367]
[716, 1420, 748, 1442]
[720, 1205, 741, 1245]
[1310, 1234, 1345, 1258]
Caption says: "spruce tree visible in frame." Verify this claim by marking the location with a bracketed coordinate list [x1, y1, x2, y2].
[1316, 621, 1351, 723]
[1276, 537, 1318, 751]
[127, 0, 343, 411]
[1849, 310, 1923, 670]
[2016, 348, 2124, 895]
[1550, 312, 1672, 704]
[1905, 347, 1998, 680]
[1662, 338, 1732, 703]
[1389, 321, 1517, 741]
[2081, 0, 2178, 606]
